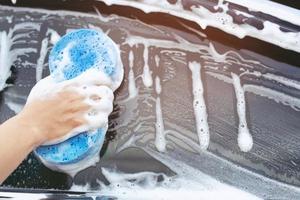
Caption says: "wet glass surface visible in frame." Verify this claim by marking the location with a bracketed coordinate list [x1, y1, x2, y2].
[0, 0, 300, 199]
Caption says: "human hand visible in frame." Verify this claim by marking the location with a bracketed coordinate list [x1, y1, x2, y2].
[17, 88, 90, 146]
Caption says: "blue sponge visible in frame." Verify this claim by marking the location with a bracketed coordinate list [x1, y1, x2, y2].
[35, 29, 120, 167]
[49, 29, 118, 81]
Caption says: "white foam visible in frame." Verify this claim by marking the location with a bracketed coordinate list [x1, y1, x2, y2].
[94, 7, 119, 23]
[128, 50, 138, 99]
[6, 101, 23, 114]
[2, 5, 300, 197]
[154, 54, 160, 67]
[226, 0, 300, 27]
[178, 20, 207, 38]
[0, 31, 12, 91]
[0, 192, 46, 200]
[155, 76, 166, 152]
[4, 93, 24, 115]
[125, 34, 250, 67]
[36, 38, 48, 82]
[71, 158, 260, 200]
[231, 73, 253, 152]
[155, 76, 161, 94]
[142, 45, 153, 87]
[0, 23, 40, 91]
[234, 10, 254, 19]
[47, 29, 61, 45]
[101, 0, 300, 53]
[240, 70, 300, 91]
[188, 62, 210, 150]
[263, 73, 300, 91]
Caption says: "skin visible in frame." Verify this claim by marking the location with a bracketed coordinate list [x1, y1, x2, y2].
[0, 88, 90, 184]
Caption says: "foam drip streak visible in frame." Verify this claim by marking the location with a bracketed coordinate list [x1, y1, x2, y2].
[1, 23, 40, 91]
[188, 62, 209, 150]
[231, 73, 253, 152]
[0, 31, 11, 91]
[155, 76, 166, 152]
[128, 50, 138, 99]
[36, 37, 49, 82]
[47, 29, 61, 45]
[142, 45, 153, 87]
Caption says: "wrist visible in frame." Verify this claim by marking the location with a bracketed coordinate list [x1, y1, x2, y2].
[14, 112, 46, 148]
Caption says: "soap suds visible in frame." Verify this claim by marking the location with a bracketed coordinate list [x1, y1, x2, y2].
[4, 90, 26, 114]
[142, 45, 153, 87]
[36, 38, 49, 82]
[226, 0, 300, 27]
[262, 73, 300, 91]
[178, 20, 207, 38]
[35, 29, 60, 82]
[100, 0, 300, 53]
[154, 54, 160, 67]
[189, 62, 209, 150]
[0, 192, 46, 200]
[2, 5, 300, 198]
[155, 76, 166, 152]
[0, 31, 12, 91]
[231, 73, 253, 152]
[70, 152, 261, 200]
[155, 76, 161, 94]
[128, 50, 138, 99]
[47, 29, 61, 45]
[0, 23, 39, 91]
[98, 168, 260, 200]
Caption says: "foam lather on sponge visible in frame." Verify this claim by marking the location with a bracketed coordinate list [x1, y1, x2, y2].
[26, 29, 123, 175]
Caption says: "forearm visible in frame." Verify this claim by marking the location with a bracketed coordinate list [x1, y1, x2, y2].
[0, 115, 40, 184]
[0, 87, 91, 184]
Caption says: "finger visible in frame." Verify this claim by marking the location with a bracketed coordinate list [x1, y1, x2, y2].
[74, 115, 87, 126]
[67, 101, 91, 113]
[59, 89, 86, 102]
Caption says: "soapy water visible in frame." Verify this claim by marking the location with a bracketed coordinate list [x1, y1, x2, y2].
[70, 161, 261, 200]
[0, 1, 300, 199]
[0, 23, 39, 91]
[99, 0, 300, 53]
